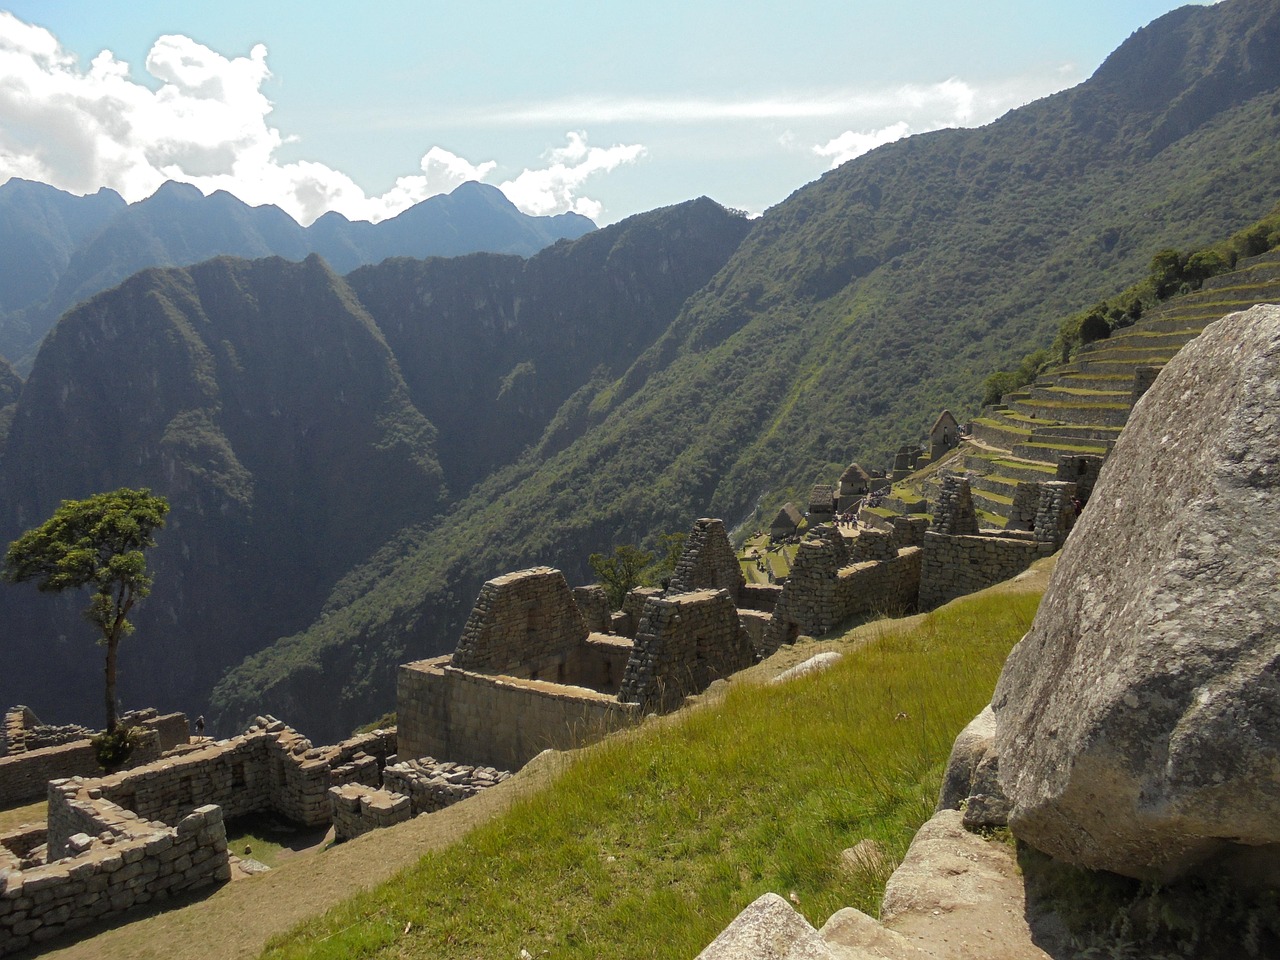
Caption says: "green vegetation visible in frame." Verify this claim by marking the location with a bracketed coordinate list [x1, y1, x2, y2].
[3, 488, 168, 738]
[588, 544, 653, 609]
[260, 588, 1041, 960]
[1052, 200, 1280, 361]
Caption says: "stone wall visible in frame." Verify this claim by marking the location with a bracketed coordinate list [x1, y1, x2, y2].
[327, 785, 411, 841]
[2, 706, 92, 756]
[1007, 482, 1041, 531]
[763, 530, 922, 654]
[451, 567, 588, 673]
[918, 531, 1056, 609]
[1032, 480, 1077, 547]
[1131, 364, 1161, 404]
[1057, 454, 1103, 504]
[0, 727, 163, 809]
[573, 585, 611, 633]
[932, 476, 980, 535]
[382, 758, 511, 816]
[738, 583, 782, 613]
[890, 515, 930, 548]
[668, 518, 745, 602]
[612, 586, 663, 636]
[0, 801, 228, 956]
[619, 589, 757, 711]
[398, 658, 638, 771]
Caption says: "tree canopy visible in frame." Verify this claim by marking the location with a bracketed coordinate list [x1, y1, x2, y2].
[4, 487, 169, 733]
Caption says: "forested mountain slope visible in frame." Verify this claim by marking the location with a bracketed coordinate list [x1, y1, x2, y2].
[212, 0, 1280, 739]
[0, 179, 594, 370]
[0, 200, 749, 728]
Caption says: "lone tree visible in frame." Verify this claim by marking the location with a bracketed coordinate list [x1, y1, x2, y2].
[4, 488, 169, 735]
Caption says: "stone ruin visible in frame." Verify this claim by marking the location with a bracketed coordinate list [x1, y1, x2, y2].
[0, 707, 191, 809]
[0, 716, 398, 954]
[0, 705, 517, 955]
[399, 518, 777, 771]
[917, 474, 1074, 610]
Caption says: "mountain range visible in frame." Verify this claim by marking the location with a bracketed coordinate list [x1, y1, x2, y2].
[0, 179, 594, 370]
[1, 0, 1279, 740]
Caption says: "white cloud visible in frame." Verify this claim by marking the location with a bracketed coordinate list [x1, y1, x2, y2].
[810, 75, 1064, 169]
[0, 13, 640, 224]
[499, 132, 646, 219]
[813, 121, 913, 167]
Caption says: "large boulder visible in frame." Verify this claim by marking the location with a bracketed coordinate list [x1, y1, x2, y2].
[992, 304, 1280, 882]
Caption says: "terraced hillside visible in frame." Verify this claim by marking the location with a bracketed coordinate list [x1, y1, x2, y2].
[935, 248, 1280, 526]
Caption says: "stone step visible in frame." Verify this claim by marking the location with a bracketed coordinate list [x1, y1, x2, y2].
[1027, 383, 1130, 404]
[1005, 398, 1131, 427]
[968, 417, 1029, 452]
[963, 455, 1057, 483]
[1012, 440, 1108, 465]
[1029, 424, 1122, 443]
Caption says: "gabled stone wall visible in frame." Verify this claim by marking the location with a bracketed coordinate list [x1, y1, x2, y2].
[451, 567, 588, 673]
[619, 589, 756, 711]
[668, 518, 746, 602]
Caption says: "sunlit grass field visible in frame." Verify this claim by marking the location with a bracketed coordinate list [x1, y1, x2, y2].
[262, 589, 1040, 960]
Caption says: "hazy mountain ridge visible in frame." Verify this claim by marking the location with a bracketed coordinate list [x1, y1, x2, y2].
[208, 0, 1280, 739]
[0, 179, 596, 370]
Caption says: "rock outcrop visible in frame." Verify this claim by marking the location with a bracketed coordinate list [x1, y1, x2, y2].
[992, 304, 1280, 882]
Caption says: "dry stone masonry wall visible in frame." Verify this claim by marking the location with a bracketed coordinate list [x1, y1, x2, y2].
[619, 589, 755, 711]
[763, 526, 922, 654]
[931, 476, 980, 535]
[0, 801, 228, 955]
[667, 518, 745, 602]
[451, 567, 588, 674]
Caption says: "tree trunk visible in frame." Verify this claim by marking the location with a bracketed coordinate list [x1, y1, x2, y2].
[105, 632, 118, 734]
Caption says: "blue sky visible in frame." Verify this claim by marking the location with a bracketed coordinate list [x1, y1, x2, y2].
[0, 1, 1210, 225]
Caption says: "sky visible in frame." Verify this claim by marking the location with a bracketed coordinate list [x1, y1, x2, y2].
[0, 1, 1212, 227]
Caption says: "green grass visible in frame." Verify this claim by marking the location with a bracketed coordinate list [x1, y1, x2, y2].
[259, 589, 1041, 960]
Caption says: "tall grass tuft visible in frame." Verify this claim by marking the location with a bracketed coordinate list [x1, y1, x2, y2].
[261, 590, 1039, 960]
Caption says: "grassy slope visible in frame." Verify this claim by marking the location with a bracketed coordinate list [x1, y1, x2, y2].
[258, 581, 1044, 960]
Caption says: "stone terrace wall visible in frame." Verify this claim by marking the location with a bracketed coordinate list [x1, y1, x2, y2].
[918, 531, 1056, 609]
[619, 589, 756, 711]
[398, 658, 639, 771]
[451, 567, 588, 674]
[0, 799, 228, 956]
[668, 518, 745, 602]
